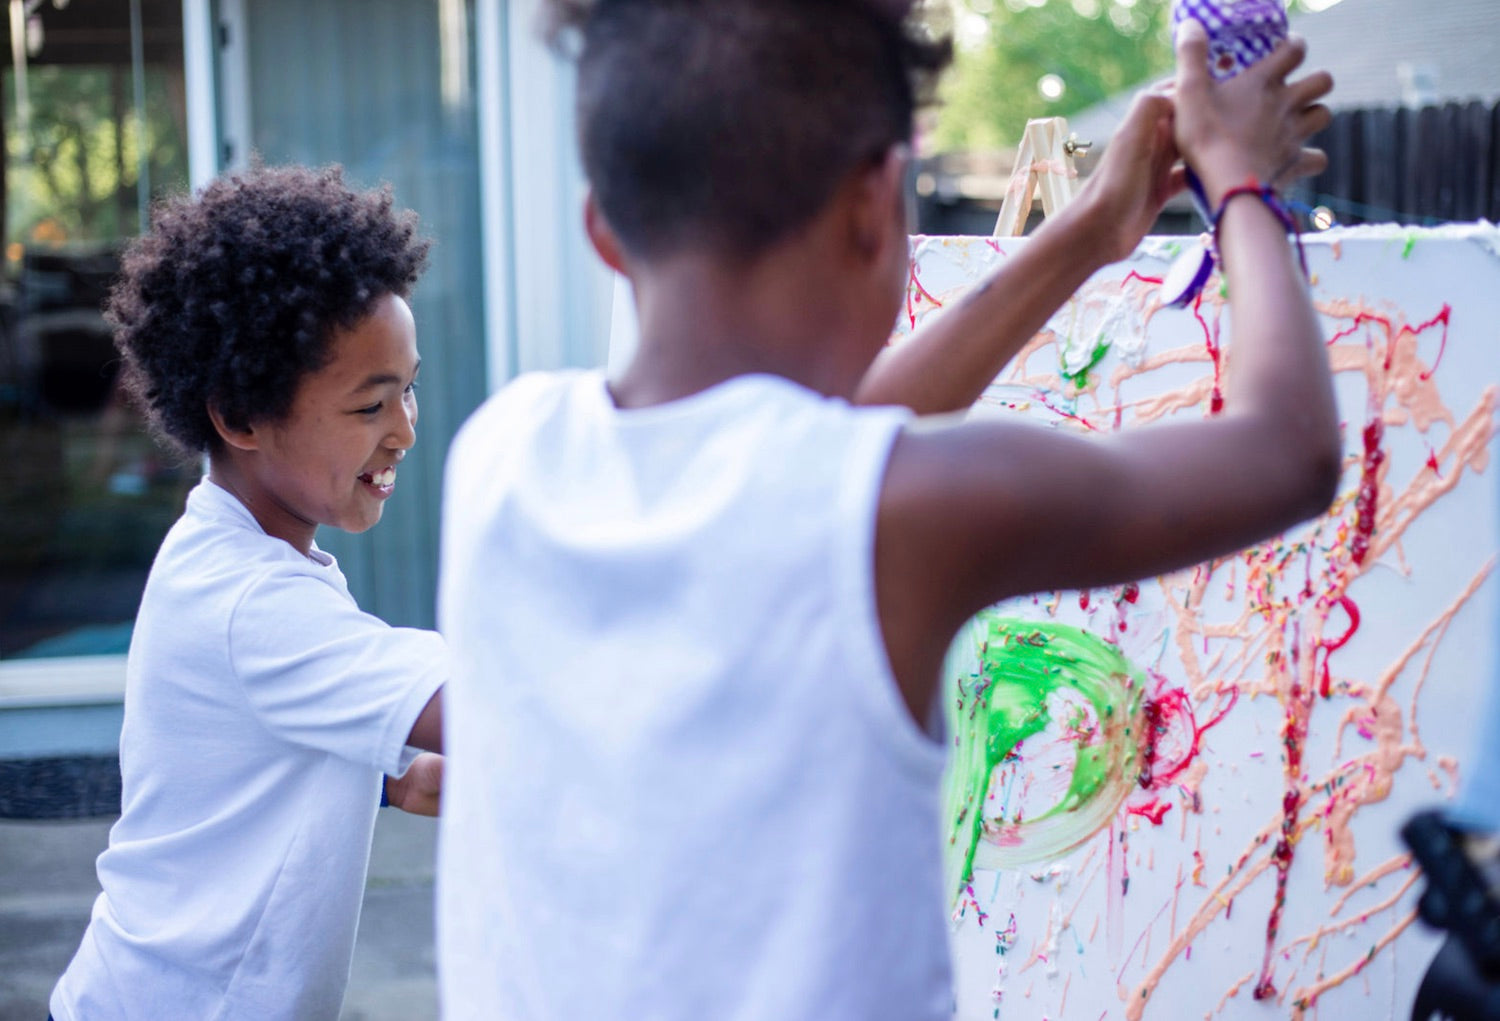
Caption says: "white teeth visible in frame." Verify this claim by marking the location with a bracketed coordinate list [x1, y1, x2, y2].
[368, 468, 396, 487]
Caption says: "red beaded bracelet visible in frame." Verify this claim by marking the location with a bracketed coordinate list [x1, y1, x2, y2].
[1211, 178, 1309, 280]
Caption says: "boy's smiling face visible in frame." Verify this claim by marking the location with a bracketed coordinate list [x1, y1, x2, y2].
[218, 293, 421, 555]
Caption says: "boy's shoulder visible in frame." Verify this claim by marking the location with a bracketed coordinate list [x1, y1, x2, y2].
[453, 368, 595, 449]
[446, 369, 910, 504]
[151, 480, 347, 605]
[169, 479, 308, 557]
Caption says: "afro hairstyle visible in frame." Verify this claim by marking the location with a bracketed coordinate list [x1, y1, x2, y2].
[107, 163, 430, 458]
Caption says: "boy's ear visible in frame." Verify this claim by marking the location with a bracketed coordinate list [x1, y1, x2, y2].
[584, 190, 628, 274]
[207, 400, 259, 452]
[847, 143, 911, 263]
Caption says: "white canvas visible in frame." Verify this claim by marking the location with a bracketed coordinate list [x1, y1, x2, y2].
[897, 225, 1500, 1020]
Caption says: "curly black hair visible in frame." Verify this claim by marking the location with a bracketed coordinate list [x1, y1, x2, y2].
[540, 0, 951, 263]
[107, 163, 430, 457]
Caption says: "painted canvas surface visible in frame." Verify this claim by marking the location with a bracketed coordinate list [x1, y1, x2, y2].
[893, 225, 1500, 1019]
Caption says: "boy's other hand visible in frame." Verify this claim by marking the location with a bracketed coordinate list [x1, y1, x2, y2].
[1074, 89, 1185, 264]
[385, 752, 444, 817]
[1172, 21, 1333, 206]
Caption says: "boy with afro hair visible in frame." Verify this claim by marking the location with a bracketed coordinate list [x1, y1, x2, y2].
[436, 0, 1338, 1017]
[50, 164, 446, 1021]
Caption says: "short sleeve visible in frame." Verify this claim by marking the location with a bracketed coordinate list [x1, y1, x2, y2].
[228, 565, 447, 775]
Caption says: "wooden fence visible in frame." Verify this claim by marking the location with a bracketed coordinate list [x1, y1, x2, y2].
[1299, 99, 1500, 226]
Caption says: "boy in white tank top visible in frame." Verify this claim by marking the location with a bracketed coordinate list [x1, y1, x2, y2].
[438, 3, 1338, 1017]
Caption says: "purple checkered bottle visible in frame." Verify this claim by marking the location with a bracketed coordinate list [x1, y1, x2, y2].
[1171, 0, 1289, 80]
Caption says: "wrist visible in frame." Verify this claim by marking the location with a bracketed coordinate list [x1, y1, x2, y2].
[1211, 178, 1309, 278]
[1190, 155, 1266, 209]
[1212, 178, 1295, 234]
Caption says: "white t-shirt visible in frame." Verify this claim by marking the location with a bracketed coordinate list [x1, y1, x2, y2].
[438, 371, 950, 1020]
[50, 478, 447, 1021]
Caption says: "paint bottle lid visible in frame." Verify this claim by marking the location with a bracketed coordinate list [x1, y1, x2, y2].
[1160, 239, 1216, 310]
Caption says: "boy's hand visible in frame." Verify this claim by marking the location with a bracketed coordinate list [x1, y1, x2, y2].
[385, 752, 444, 817]
[1173, 20, 1333, 206]
[1073, 89, 1185, 265]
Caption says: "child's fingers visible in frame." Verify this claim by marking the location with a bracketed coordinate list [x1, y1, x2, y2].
[1166, 163, 1189, 197]
[1173, 20, 1210, 92]
[1108, 89, 1173, 154]
[1144, 73, 1177, 99]
[1287, 71, 1336, 111]
[1125, 89, 1175, 129]
[1272, 147, 1328, 187]
[1252, 33, 1310, 84]
[1294, 147, 1329, 180]
[1295, 102, 1334, 142]
[1269, 113, 1330, 189]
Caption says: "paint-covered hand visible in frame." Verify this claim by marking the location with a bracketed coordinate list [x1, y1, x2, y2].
[1172, 20, 1333, 206]
[385, 751, 444, 817]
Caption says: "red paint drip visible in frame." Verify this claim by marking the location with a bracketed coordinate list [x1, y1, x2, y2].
[1325, 304, 1449, 378]
[1256, 631, 1313, 1001]
[1079, 590, 1091, 610]
[1121, 582, 1140, 604]
[1138, 684, 1237, 789]
[1416, 304, 1452, 380]
[1191, 293, 1224, 414]
[1349, 417, 1386, 567]
[1318, 594, 1361, 654]
[1426, 448, 1443, 477]
[1255, 783, 1304, 999]
[1325, 311, 1390, 350]
[1127, 798, 1172, 825]
[1200, 688, 1239, 732]
[1033, 392, 1102, 432]
[1122, 270, 1165, 287]
[906, 261, 943, 330]
[1315, 596, 1360, 698]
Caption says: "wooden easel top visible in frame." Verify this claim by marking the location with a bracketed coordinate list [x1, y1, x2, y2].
[993, 117, 1090, 237]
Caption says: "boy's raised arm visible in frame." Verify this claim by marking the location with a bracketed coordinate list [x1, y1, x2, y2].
[875, 24, 1340, 715]
[857, 28, 1330, 420]
[854, 89, 1184, 416]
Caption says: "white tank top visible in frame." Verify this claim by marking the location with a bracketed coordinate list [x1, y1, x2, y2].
[438, 370, 950, 1020]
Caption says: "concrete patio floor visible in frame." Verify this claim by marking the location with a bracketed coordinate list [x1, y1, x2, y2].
[0, 808, 439, 1020]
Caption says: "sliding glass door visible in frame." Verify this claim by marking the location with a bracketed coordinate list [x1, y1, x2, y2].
[0, 0, 190, 664]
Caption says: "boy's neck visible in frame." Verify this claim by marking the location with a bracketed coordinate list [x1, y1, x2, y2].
[206, 452, 318, 557]
[609, 239, 889, 410]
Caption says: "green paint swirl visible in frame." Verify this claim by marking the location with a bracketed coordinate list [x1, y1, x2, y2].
[942, 611, 1147, 901]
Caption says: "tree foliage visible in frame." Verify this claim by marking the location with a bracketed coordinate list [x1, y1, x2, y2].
[925, 0, 1172, 152]
[5, 65, 188, 247]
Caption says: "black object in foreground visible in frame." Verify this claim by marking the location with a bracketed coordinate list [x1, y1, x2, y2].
[1402, 809, 1500, 1020]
